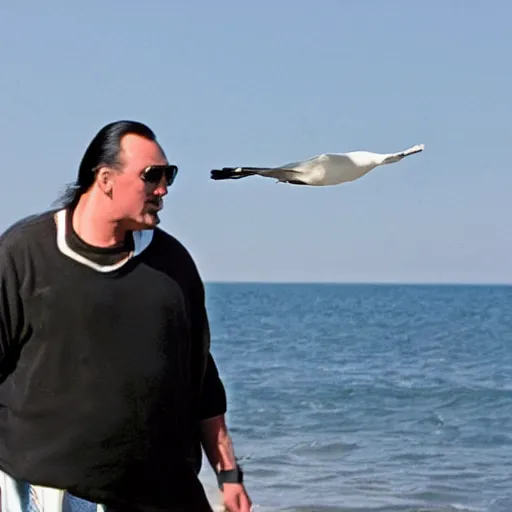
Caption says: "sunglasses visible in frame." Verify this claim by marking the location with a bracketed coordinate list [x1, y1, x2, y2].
[140, 165, 178, 186]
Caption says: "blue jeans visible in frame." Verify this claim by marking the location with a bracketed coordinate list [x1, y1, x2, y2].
[0, 470, 106, 512]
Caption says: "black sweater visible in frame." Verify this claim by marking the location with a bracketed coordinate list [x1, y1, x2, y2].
[0, 209, 226, 511]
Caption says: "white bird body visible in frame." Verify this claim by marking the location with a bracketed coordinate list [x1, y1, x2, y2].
[210, 144, 424, 186]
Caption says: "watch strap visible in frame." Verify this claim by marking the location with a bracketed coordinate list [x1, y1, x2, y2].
[217, 464, 244, 489]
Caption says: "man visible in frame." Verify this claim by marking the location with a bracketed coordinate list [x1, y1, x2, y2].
[0, 121, 252, 512]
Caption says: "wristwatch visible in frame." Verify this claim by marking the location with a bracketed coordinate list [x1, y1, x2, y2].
[216, 464, 244, 489]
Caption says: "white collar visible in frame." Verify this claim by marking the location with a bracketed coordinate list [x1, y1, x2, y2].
[54, 209, 154, 273]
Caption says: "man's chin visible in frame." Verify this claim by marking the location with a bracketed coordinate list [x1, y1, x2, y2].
[142, 212, 160, 227]
[129, 212, 160, 230]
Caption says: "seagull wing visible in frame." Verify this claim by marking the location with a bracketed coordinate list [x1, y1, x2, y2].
[210, 164, 305, 182]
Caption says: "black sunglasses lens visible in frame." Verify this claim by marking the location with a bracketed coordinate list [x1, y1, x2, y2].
[143, 166, 177, 185]
[165, 167, 177, 185]
[143, 167, 161, 183]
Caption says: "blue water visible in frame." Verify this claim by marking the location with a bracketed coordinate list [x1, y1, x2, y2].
[198, 283, 512, 512]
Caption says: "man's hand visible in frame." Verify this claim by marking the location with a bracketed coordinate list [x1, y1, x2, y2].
[222, 482, 252, 512]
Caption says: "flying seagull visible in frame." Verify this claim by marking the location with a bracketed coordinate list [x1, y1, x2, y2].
[210, 144, 424, 186]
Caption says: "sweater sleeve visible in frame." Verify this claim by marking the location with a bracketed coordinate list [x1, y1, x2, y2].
[195, 286, 227, 420]
[178, 236, 228, 421]
[0, 243, 23, 375]
[199, 351, 227, 420]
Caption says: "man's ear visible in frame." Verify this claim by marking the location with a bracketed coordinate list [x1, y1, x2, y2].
[96, 167, 114, 198]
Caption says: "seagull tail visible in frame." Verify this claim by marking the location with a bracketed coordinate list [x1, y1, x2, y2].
[210, 167, 267, 180]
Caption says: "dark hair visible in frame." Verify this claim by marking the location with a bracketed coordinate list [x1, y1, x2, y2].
[56, 120, 157, 209]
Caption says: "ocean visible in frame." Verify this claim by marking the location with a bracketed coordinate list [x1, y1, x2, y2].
[198, 283, 512, 512]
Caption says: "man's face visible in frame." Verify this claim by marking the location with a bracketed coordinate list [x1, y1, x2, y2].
[110, 134, 170, 230]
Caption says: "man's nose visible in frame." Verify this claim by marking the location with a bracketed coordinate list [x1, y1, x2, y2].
[154, 176, 168, 196]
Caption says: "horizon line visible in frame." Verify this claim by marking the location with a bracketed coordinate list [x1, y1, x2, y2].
[203, 280, 512, 287]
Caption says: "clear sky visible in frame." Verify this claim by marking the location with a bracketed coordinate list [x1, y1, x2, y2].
[1, 1, 511, 284]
